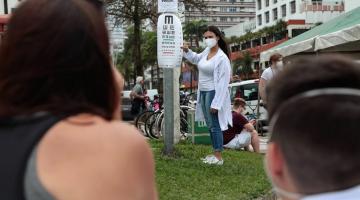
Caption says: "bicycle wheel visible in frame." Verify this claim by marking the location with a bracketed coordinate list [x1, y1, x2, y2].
[145, 111, 160, 139]
[134, 111, 153, 137]
[180, 117, 190, 139]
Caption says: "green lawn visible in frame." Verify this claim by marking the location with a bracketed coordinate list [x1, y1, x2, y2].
[150, 140, 272, 200]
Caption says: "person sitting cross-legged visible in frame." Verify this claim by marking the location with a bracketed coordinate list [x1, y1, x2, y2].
[223, 98, 260, 153]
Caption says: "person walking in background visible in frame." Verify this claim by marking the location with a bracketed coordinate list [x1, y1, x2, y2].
[0, 0, 157, 199]
[265, 56, 360, 200]
[182, 26, 232, 165]
[223, 98, 260, 153]
[130, 76, 146, 115]
[259, 53, 283, 106]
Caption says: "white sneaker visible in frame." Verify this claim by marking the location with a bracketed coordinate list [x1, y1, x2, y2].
[200, 155, 215, 161]
[203, 156, 224, 165]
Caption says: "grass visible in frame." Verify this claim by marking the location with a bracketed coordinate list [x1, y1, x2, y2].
[149, 140, 271, 200]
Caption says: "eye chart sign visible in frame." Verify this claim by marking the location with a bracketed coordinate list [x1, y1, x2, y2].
[158, 0, 178, 13]
[157, 13, 183, 68]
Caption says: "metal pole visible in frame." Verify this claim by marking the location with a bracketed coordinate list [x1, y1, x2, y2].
[163, 68, 174, 153]
[4, 0, 8, 14]
[163, 68, 180, 154]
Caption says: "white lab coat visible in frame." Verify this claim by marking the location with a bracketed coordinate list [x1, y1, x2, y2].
[184, 48, 232, 131]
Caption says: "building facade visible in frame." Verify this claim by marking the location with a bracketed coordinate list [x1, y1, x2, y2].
[344, 0, 360, 12]
[1, 0, 21, 14]
[229, 0, 345, 60]
[256, 0, 344, 30]
[184, 0, 256, 30]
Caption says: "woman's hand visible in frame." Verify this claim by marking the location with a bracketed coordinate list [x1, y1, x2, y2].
[181, 42, 189, 53]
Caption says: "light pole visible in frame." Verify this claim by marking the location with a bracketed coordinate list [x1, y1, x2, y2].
[4, 0, 8, 14]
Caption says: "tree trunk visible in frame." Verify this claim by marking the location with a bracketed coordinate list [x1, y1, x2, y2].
[156, 61, 160, 92]
[133, 0, 143, 78]
[151, 64, 154, 89]
[195, 37, 199, 48]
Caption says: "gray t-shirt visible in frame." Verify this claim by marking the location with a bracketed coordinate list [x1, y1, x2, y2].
[25, 149, 55, 200]
[132, 83, 143, 96]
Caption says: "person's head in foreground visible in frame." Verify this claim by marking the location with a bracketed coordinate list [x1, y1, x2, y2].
[0, 0, 157, 199]
[0, 0, 118, 118]
[265, 55, 360, 200]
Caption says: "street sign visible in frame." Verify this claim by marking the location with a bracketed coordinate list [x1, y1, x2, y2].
[157, 13, 183, 68]
[158, 0, 178, 13]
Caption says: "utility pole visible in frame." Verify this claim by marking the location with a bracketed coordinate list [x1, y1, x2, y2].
[4, 0, 8, 14]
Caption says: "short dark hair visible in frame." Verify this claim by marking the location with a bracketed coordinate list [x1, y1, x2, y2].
[267, 55, 360, 194]
[0, 0, 119, 120]
[206, 26, 230, 59]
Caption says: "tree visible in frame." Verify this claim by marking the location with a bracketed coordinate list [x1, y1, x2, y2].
[240, 51, 253, 80]
[106, 0, 206, 78]
[116, 27, 159, 87]
[183, 19, 208, 48]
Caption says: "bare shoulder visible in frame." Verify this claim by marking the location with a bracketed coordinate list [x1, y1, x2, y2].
[37, 115, 157, 200]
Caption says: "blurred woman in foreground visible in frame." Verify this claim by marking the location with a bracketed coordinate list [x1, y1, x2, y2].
[0, 0, 157, 199]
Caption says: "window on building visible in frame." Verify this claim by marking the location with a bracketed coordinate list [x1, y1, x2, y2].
[213, 18, 217, 22]
[257, 14, 262, 26]
[220, 7, 227, 12]
[257, 0, 261, 10]
[273, 8, 278, 20]
[229, 7, 237, 12]
[266, 0, 269, 7]
[273, 0, 277, 3]
[312, 0, 322, 5]
[220, 17, 227, 22]
[281, 4, 286, 17]
[265, 11, 269, 23]
[290, 1, 296, 14]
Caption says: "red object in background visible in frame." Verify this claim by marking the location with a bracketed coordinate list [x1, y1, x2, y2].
[0, 15, 10, 32]
[0, 15, 10, 33]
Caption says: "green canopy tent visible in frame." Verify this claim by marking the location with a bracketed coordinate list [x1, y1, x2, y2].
[260, 6, 360, 62]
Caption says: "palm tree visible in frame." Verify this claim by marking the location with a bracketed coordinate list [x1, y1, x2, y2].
[240, 51, 253, 80]
[183, 20, 208, 48]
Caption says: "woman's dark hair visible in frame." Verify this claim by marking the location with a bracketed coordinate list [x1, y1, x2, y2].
[206, 26, 230, 59]
[0, 0, 119, 120]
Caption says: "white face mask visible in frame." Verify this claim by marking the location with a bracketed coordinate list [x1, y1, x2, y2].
[205, 38, 217, 48]
[276, 61, 284, 70]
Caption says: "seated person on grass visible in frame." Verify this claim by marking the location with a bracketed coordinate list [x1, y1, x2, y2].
[223, 98, 260, 153]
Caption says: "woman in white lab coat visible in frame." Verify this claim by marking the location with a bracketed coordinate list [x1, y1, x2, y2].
[183, 26, 232, 165]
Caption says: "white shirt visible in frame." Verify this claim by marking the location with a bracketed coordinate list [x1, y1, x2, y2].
[261, 67, 277, 81]
[197, 55, 215, 91]
[303, 185, 360, 200]
[183, 48, 232, 131]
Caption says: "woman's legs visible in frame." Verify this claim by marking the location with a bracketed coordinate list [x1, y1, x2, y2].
[200, 90, 223, 160]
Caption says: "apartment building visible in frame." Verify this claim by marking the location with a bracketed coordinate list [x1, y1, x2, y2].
[256, 0, 344, 31]
[184, 0, 256, 30]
